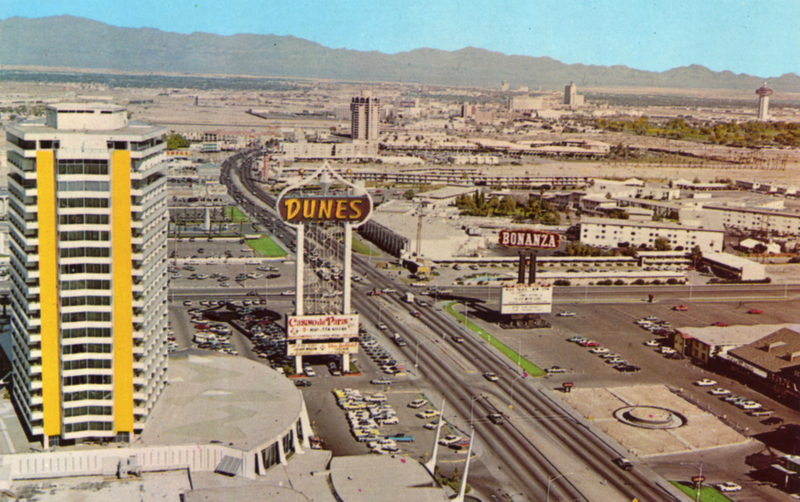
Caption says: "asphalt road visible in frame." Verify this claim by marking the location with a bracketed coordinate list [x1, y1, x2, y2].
[224, 150, 686, 502]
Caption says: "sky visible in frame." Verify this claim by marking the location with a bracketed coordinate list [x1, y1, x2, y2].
[3, 0, 800, 77]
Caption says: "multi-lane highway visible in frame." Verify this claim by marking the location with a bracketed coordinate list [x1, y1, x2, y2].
[217, 150, 690, 501]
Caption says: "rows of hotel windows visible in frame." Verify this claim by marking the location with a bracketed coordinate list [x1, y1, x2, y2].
[63, 389, 112, 402]
[61, 296, 111, 307]
[63, 374, 112, 386]
[64, 422, 114, 434]
[57, 159, 109, 176]
[59, 214, 110, 226]
[60, 248, 111, 258]
[59, 198, 109, 208]
[63, 327, 111, 339]
[61, 312, 112, 323]
[61, 280, 111, 291]
[64, 406, 112, 417]
[57, 181, 110, 192]
[59, 231, 110, 242]
[63, 360, 112, 372]
[61, 264, 110, 275]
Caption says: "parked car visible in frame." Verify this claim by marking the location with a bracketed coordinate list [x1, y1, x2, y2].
[694, 379, 718, 387]
[645, 340, 661, 347]
[709, 388, 731, 396]
[747, 309, 763, 314]
[672, 305, 689, 311]
[546, 366, 567, 374]
[711, 321, 730, 327]
[408, 399, 427, 409]
[557, 311, 577, 317]
[483, 372, 499, 382]
[715, 482, 742, 493]
[370, 378, 393, 385]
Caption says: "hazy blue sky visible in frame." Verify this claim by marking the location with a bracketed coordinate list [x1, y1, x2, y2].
[4, 0, 799, 77]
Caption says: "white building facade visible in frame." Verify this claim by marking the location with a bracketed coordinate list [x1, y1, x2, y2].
[579, 217, 723, 252]
[5, 103, 169, 447]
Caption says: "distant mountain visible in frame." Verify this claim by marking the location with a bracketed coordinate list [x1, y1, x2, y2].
[1, 15, 799, 93]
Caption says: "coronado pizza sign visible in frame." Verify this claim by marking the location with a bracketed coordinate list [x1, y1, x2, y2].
[498, 229, 560, 249]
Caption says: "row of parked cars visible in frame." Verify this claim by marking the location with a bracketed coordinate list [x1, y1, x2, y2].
[334, 388, 404, 454]
[566, 336, 641, 373]
[187, 308, 239, 356]
[361, 332, 405, 376]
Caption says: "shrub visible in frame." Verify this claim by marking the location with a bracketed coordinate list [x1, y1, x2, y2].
[651, 279, 662, 285]
[554, 279, 571, 286]
[666, 278, 679, 285]
[597, 279, 613, 286]
[614, 279, 626, 285]
[633, 279, 646, 285]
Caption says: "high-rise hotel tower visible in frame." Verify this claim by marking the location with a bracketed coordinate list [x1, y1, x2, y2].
[5, 104, 169, 447]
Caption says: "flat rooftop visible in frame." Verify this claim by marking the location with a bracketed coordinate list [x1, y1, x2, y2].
[139, 353, 303, 452]
[330, 455, 448, 502]
[677, 323, 800, 349]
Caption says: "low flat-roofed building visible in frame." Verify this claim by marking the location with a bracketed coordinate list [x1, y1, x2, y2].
[702, 251, 766, 281]
[673, 324, 799, 364]
[727, 328, 800, 406]
[413, 185, 480, 208]
[579, 217, 723, 253]
[330, 455, 447, 502]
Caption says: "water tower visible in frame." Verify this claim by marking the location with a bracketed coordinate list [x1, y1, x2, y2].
[756, 82, 774, 121]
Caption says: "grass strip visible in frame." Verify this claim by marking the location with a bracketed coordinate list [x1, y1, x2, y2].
[444, 302, 545, 377]
[246, 235, 287, 257]
[351, 237, 380, 256]
[670, 481, 734, 502]
[226, 206, 248, 223]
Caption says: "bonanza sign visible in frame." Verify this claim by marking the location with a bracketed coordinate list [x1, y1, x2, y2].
[286, 314, 359, 340]
[499, 229, 560, 249]
[277, 195, 371, 224]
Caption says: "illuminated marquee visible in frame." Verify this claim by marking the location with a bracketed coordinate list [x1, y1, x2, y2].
[277, 195, 371, 224]
[498, 229, 560, 249]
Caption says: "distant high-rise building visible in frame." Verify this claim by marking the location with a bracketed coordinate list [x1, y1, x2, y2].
[564, 82, 577, 105]
[5, 103, 169, 447]
[756, 82, 774, 121]
[350, 91, 380, 140]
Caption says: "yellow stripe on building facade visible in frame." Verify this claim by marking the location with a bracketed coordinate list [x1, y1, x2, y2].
[36, 150, 61, 437]
[112, 150, 133, 433]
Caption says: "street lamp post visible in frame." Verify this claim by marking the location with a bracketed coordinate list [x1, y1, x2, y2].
[415, 339, 434, 368]
[681, 461, 704, 502]
[509, 373, 525, 409]
[546, 472, 571, 502]
[469, 395, 484, 427]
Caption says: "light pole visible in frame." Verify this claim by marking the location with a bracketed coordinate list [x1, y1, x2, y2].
[509, 373, 525, 409]
[415, 338, 434, 368]
[681, 461, 704, 502]
[469, 395, 485, 427]
[546, 472, 572, 502]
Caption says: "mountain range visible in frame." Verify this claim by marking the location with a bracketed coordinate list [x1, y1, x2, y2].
[1, 15, 799, 93]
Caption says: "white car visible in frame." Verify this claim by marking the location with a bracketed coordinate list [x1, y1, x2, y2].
[644, 340, 660, 347]
[417, 410, 441, 419]
[546, 366, 567, 374]
[304, 367, 316, 377]
[438, 434, 462, 446]
[738, 401, 762, 410]
[694, 379, 718, 387]
[709, 388, 731, 396]
[423, 421, 438, 430]
[660, 347, 676, 355]
[644, 315, 658, 321]
[557, 311, 576, 317]
[715, 482, 742, 493]
[589, 347, 609, 354]
[381, 288, 397, 294]
[183, 300, 192, 306]
[281, 290, 294, 296]
[483, 372, 499, 382]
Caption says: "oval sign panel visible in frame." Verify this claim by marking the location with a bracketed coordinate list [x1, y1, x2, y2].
[499, 229, 561, 249]
[277, 195, 371, 224]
